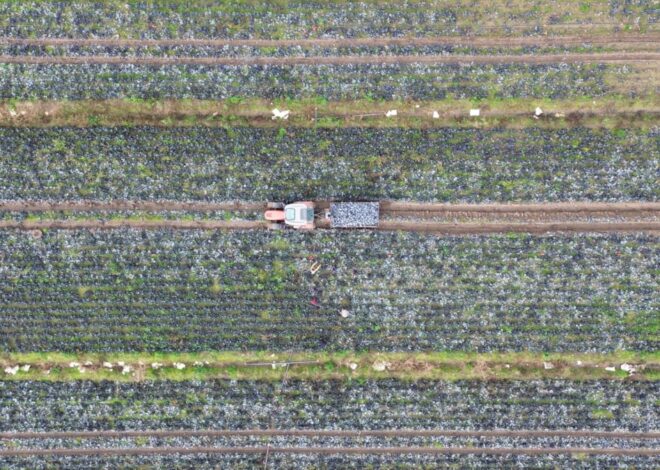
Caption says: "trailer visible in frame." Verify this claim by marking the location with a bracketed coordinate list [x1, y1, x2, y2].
[265, 201, 379, 230]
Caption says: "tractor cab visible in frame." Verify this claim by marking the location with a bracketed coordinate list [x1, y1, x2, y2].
[265, 201, 315, 230]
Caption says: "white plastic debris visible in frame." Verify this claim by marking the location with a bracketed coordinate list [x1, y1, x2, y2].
[432, 111, 440, 119]
[349, 362, 358, 370]
[271, 108, 290, 120]
[385, 109, 397, 117]
[69, 362, 80, 368]
[504, 364, 510, 369]
[469, 109, 480, 117]
[151, 362, 163, 370]
[620, 363, 636, 373]
[8, 109, 17, 117]
[4, 366, 19, 375]
[117, 361, 125, 367]
[20, 365, 30, 372]
[84, 361, 93, 366]
[605, 366, 616, 372]
[121, 365, 132, 375]
[535, 107, 543, 116]
[372, 361, 390, 372]
[543, 362, 554, 370]
[340, 309, 350, 318]
[103, 362, 113, 369]
[555, 112, 565, 118]
[576, 360, 583, 366]
[173, 362, 186, 370]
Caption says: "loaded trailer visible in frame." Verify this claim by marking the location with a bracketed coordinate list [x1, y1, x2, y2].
[264, 201, 379, 230]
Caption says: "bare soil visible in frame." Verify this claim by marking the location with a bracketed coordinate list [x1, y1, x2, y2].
[2, 201, 658, 234]
[0, 445, 657, 458]
[1, 33, 658, 49]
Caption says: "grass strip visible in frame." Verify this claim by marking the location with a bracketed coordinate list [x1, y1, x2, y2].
[1, 96, 657, 129]
[2, 351, 657, 382]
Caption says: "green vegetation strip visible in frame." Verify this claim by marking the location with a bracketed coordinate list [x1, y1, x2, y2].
[1, 97, 657, 129]
[2, 352, 657, 382]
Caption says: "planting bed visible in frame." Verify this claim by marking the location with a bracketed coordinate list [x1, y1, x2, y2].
[1, 127, 656, 203]
[0, 230, 656, 352]
[0, 1, 655, 39]
[0, 379, 656, 433]
[0, 62, 641, 100]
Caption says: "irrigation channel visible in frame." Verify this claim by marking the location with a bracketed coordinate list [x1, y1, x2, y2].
[1, 429, 658, 458]
[1, 200, 659, 235]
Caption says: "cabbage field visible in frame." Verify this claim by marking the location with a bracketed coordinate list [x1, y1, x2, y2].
[0, 1, 658, 467]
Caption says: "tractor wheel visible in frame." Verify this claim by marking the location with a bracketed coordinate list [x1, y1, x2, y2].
[268, 222, 285, 230]
[267, 202, 285, 209]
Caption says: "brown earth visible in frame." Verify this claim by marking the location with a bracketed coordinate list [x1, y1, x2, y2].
[1, 33, 658, 49]
[0, 445, 657, 458]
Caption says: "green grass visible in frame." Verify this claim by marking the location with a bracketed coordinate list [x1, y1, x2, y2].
[1, 351, 657, 382]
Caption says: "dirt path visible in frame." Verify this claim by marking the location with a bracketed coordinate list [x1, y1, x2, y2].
[1, 445, 657, 458]
[376, 221, 659, 234]
[1, 201, 658, 234]
[4, 200, 658, 214]
[0, 52, 657, 66]
[2, 429, 657, 440]
[1, 33, 658, 49]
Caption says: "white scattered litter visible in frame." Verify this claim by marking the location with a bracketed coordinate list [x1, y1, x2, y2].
[555, 112, 565, 118]
[620, 363, 636, 373]
[504, 364, 510, 369]
[372, 361, 390, 372]
[605, 366, 616, 372]
[349, 362, 358, 370]
[117, 361, 125, 367]
[173, 362, 186, 370]
[4, 366, 19, 375]
[69, 362, 80, 368]
[271, 108, 290, 120]
[121, 365, 132, 375]
[469, 109, 480, 117]
[576, 360, 583, 366]
[385, 109, 397, 117]
[432, 111, 440, 119]
[543, 362, 554, 370]
[103, 362, 113, 369]
[415, 104, 420, 108]
[84, 361, 93, 366]
[535, 107, 543, 116]
[21, 365, 30, 372]
[151, 362, 163, 369]
[340, 309, 350, 318]
[8, 109, 17, 117]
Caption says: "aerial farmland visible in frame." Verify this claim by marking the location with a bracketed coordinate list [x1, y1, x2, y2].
[0, 1, 658, 467]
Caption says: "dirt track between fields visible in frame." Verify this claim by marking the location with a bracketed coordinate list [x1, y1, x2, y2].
[1, 200, 658, 234]
[1, 33, 658, 49]
[0, 52, 657, 66]
[3, 200, 658, 214]
[1, 445, 657, 458]
[2, 429, 657, 440]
